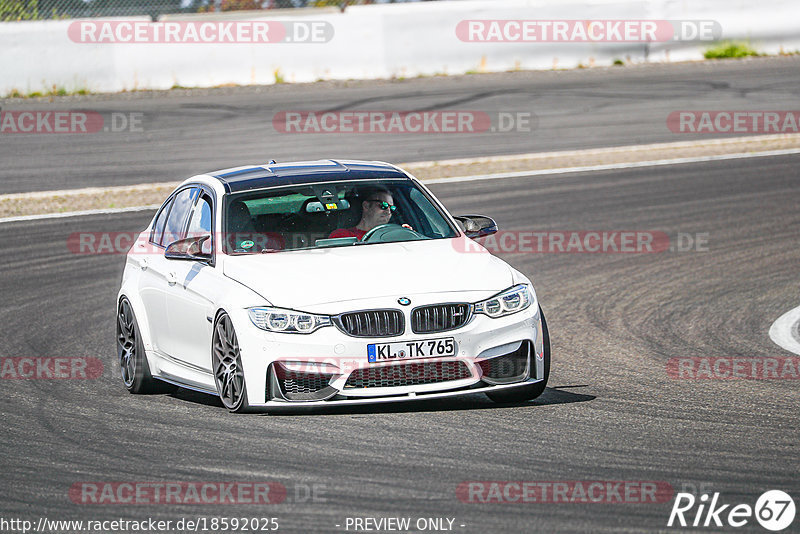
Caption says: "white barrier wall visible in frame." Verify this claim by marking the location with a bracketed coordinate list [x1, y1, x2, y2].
[1, 0, 799, 95]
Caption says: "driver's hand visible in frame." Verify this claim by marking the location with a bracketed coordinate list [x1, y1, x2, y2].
[402, 224, 414, 230]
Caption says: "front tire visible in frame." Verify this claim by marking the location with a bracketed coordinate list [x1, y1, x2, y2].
[212, 313, 251, 413]
[117, 298, 169, 394]
[486, 306, 551, 404]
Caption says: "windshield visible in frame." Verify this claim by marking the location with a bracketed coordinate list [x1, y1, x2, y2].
[222, 179, 459, 254]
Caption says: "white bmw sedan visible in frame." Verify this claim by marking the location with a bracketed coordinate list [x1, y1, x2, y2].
[117, 160, 550, 412]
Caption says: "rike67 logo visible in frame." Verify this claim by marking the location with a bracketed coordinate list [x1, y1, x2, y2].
[668, 490, 795, 531]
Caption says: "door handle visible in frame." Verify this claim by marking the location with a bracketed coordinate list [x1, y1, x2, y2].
[167, 271, 178, 285]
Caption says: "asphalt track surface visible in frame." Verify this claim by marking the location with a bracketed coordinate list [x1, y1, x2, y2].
[1, 150, 799, 533]
[1, 56, 800, 194]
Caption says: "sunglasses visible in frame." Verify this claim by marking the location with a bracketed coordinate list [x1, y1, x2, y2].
[368, 199, 397, 212]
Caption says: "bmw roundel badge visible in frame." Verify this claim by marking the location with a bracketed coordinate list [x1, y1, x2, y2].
[398, 297, 411, 306]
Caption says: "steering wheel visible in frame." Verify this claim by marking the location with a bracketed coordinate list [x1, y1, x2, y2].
[361, 223, 425, 243]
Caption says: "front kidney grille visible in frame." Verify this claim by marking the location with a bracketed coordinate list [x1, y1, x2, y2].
[344, 360, 471, 389]
[336, 310, 404, 337]
[411, 303, 470, 334]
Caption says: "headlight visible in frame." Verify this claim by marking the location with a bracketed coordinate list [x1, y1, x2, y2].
[473, 284, 534, 318]
[248, 307, 331, 334]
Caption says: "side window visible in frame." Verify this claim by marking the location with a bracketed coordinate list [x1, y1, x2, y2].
[150, 197, 174, 246]
[408, 188, 440, 237]
[187, 195, 212, 236]
[186, 194, 213, 255]
[162, 188, 198, 247]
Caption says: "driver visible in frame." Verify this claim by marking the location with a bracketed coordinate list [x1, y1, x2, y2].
[329, 187, 396, 240]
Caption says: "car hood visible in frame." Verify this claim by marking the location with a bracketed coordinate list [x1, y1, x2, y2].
[223, 237, 513, 309]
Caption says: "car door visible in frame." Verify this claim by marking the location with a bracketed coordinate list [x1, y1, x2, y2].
[163, 190, 222, 373]
[136, 194, 173, 353]
[139, 186, 198, 356]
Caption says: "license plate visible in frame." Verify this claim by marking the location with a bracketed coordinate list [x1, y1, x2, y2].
[367, 337, 455, 363]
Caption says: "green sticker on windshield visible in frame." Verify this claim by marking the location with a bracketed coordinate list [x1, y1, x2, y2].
[240, 240, 255, 249]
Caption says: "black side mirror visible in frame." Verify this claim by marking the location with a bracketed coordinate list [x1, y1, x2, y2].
[454, 215, 498, 238]
[165, 235, 212, 262]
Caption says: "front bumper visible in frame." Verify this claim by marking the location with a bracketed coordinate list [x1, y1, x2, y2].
[251, 379, 544, 410]
[233, 303, 544, 407]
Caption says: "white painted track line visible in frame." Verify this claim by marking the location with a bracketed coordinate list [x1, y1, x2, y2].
[2, 146, 800, 224]
[0, 205, 159, 224]
[769, 305, 800, 356]
[423, 148, 800, 184]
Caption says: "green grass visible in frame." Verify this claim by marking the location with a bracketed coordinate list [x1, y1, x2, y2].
[4, 42, 789, 100]
[704, 41, 761, 59]
[3, 85, 89, 98]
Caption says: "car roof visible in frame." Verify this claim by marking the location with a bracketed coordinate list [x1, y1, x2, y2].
[209, 159, 410, 193]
